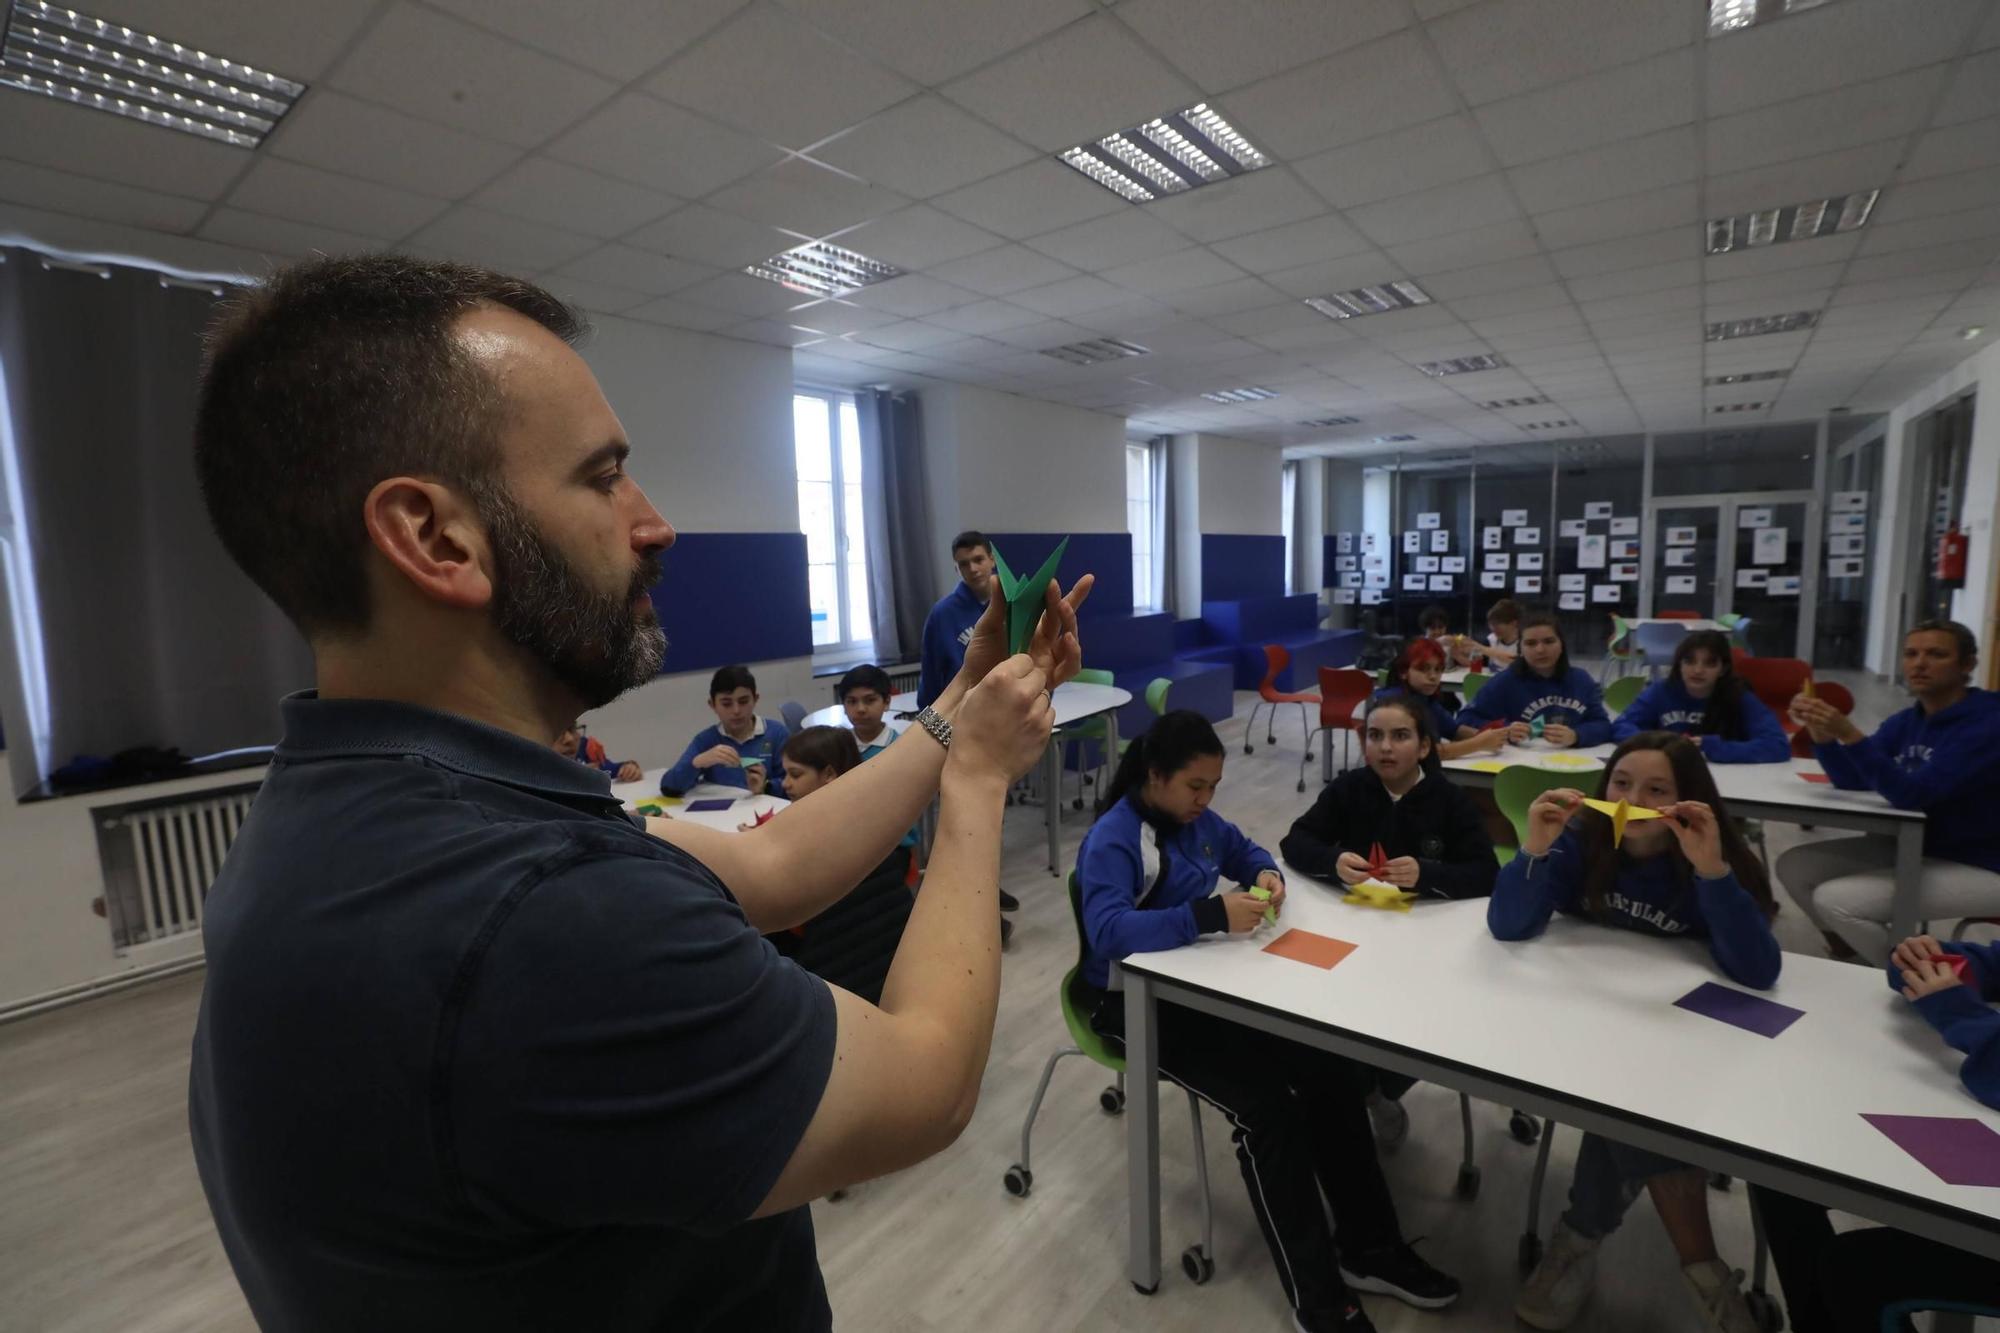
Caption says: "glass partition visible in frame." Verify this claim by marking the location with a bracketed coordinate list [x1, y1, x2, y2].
[1817, 415, 1885, 668]
[1549, 436, 1647, 659]
[1469, 443, 1557, 647]
[1391, 458, 1474, 638]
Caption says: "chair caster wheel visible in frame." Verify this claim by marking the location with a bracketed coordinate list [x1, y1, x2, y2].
[1296, 779, 1307, 793]
[1003, 1165, 1032, 1197]
[1100, 1085, 1126, 1115]
[1243, 743, 1254, 754]
[1180, 1246, 1213, 1285]
[1455, 1163, 1481, 1201]
[1518, 1234, 1543, 1274]
[1745, 1290, 1784, 1332]
[1265, 733, 1277, 745]
[1132, 1281, 1157, 1296]
[1071, 798, 1083, 810]
[1509, 1110, 1541, 1144]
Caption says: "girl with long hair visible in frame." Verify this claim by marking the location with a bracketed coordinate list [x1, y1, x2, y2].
[1453, 612, 1610, 749]
[1610, 629, 1787, 762]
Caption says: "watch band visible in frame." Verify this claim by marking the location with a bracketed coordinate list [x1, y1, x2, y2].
[913, 705, 952, 750]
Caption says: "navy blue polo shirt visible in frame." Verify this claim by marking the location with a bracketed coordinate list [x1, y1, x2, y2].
[189, 693, 837, 1332]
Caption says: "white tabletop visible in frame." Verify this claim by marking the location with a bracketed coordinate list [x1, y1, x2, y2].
[802, 681, 1133, 732]
[1621, 618, 1728, 634]
[1121, 872, 2000, 1239]
[609, 773, 788, 831]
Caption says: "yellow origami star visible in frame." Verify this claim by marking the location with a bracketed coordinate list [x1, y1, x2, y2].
[1342, 879, 1418, 912]
[1580, 797, 1664, 847]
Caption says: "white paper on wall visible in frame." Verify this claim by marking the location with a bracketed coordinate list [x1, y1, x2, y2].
[1665, 575, 1696, 594]
[1485, 552, 1511, 571]
[1516, 575, 1543, 593]
[1337, 532, 1355, 553]
[1559, 519, 1587, 537]
[1666, 526, 1697, 546]
[1363, 588, 1385, 604]
[1592, 584, 1621, 603]
[1480, 571, 1507, 590]
[1430, 528, 1451, 552]
[1416, 555, 1440, 573]
[1418, 512, 1441, 529]
[1334, 588, 1358, 604]
[1364, 555, 1385, 570]
[1442, 556, 1467, 573]
[1610, 516, 1638, 536]
[1363, 533, 1378, 553]
[1403, 573, 1427, 591]
[1578, 534, 1607, 569]
[1336, 555, 1358, 571]
[1828, 534, 1864, 556]
[1832, 491, 1868, 513]
[1610, 563, 1637, 581]
[1829, 513, 1866, 533]
[1666, 548, 1694, 567]
[1559, 592, 1586, 610]
[1768, 575, 1801, 597]
[1827, 558, 1863, 577]
[1483, 526, 1503, 549]
[1558, 573, 1586, 591]
[1429, 574, 1454, 592]
[1517, 552, 1544, 571]
[1611, 538, 1639, 560]
[1584, 501, 1613, 520]
[1365, 571, 1388, 588]
[1403, 530, 1422, 553]
[1752, 527, 1787, 565]
[1739, 507, 1773, 529]
[1515, 526, 1542, 545]
[1501, 509, 1528, 526]
[1339, 571, 1362, 587]
[1736, 569, 1768, 589]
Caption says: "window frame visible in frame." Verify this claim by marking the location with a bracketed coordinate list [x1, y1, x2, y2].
[1126, 441, 1155, 613]
[792, 388, 873, 661]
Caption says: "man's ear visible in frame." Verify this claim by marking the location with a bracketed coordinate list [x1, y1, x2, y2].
[362, 477, 493, 612]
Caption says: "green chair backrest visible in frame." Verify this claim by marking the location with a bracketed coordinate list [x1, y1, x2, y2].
[1607, 614, 1635, 657]
[1494, 766, 1585, 849]
[1145, 677, 1172, 715]
[1377, 668, 1390, 687]
[1061, 668, 1117, 741]
[1716, 612, 1741, 629]
[1064, 871, 1124, 1071]
[1460, 671, 1487, 703]
[1604, 674, 1645, 715]
[1074, 667, 1115, 686]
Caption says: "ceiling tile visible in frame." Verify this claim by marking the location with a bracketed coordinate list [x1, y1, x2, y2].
[1429, 0, 1691, 106]
[1143, 169, 1328, 244]
[1347, 174, 1522, 247]
[1474, 48, 1695, 167]
[1008, 276, 1130, 317]
[1454, 283, 1577, 320]
[1706, 0, 1981, 117]
[925, 300, 1046, 334]
[1112, 0, 1407, 93]
[1221, 30, 1458, 160]
[1702, 231, 1861, 279]
[1424, 255, 1562, 301]
[1385, 221, 1543, 276]
[1168, 276, 1290, 317]
[1292, 115, 1495, 212]
[470, 158, 681, 239]
[546, 93, 782, 198]
[930, 158, 1127, 240]
[776, 0, 1092, 85]
[325, 3, 616, 148]
[196, 208, 384, 260]
[1563, 256, 1699, 301]
[1209, 214, 1375, 274]
[0, 159, 210, 233]
[1099, 247, 1248, 296]
[1872, 168, 2000, 225]
[555, 244, 714, 296]
[1702, 141, 1904, 218]
[1857, 209, 2000, 257]
[1704, 68, 1946, 176]
[83, 0, 381, 79]
[1023, 208, 1190, 270]
[223, 158, 447, 241]
[427, 0, 749, 81]
[404, 206, 601, 273]
[678, 270, 811, 317]
[1900, 116, 2000, 181]
[0, 93, 248, 201]
[810, 96, 1039, 198]
[648, 6, 913, 148]
[624, 297, 740, 331]
[267, 91, 519, 199]
[777, 299, 904, 337]
[705, 158, 909, 237]
[836, 206, 1003, 270]
[625, 203, 796, 268]
[941, 16, 1198, 153]
[1530, 183, 1698, 252]
[724, 317, 829, 347]
[930, 244, 1081, 295]
[1934, 48, 2000, 125]
[843, 273, 978, 317]
[1262, 253, 1413, 298]
[1550, 226, 1691, 279]
[1505, 126, 1698, 213]
[536, 273, 653, 315]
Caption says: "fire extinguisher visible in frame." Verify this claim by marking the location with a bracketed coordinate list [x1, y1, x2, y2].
[1938, 520, 1969, 588]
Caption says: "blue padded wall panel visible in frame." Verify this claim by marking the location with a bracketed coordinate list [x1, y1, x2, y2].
[982, 531, 1132, 616]
[1200, 534, 1284, 601]
[648, 532, 812, 675]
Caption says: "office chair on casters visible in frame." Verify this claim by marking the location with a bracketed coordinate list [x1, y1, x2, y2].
[1245, 645, 1319, 768]
[780, 699, 808, 733]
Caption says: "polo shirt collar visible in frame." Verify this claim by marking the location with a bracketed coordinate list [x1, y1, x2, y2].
[274, 690, 612, 803]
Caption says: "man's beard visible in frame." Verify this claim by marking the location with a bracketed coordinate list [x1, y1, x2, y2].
[476, 484, 666, 709]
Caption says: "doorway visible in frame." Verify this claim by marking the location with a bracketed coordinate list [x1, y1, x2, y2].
[1642, 490, 1820, 658]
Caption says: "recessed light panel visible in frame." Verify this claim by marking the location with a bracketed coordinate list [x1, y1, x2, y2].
[1711, 402, 1767, 413]
[1372, 433, 1417, 444]
[1478, 395, 1549, 409]
[1706, 189, 1878, 254]
[745, 240, 901, 300]
[1705, 310, 1818, 341]
[1303, 281, 1432, 321]
[1298, 415, 1361, 427]
[1520, 421, 1574, 430]
[0, 0, 305, 147]
[1201, 386, 1279, 404]
[1705, 369, 1789, 385]
[1418, 353, 1507, 377]
[1058, 101, 1269, 203]
[1039, 337, 1150, 366]
[1708, 0, 1830, 36]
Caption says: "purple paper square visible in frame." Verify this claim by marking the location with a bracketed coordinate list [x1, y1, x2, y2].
[684, 798, 736, 812]
[1673, 982, 1805, 1038]
[1862, 1114, 2000, 1188]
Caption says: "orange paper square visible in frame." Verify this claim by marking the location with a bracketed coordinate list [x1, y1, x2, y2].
[1262, 929, 1358, 970]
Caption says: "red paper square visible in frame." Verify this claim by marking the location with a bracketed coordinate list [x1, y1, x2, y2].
[1262, 929, 1358, 970]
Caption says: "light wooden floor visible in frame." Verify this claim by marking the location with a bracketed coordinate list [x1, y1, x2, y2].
[3, 670, 1990, 1332]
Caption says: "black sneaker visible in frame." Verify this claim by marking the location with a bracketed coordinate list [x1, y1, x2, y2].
[1338, 1240, 1460, 1310]
[999, 889, 1020, 912]
[1293, 1298, 1375, 1332]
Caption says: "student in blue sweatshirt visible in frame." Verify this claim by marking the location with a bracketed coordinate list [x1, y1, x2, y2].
[659, 664, 789, 797]
[1454, 611, 1611, 749]
[1077, 710, 1459, 1332]
[1373, 637, 1507, 763]
[1749, 929, 2000, 1333]
[916, 531, 995, 708]
[1610, 629, 1788, 762]
[1780, 618, 2000, 964]
[1490, 732, 1780, 1332]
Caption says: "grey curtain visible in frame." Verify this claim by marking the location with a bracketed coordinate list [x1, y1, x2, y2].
[1151, 435, 1175, 616]
[855, 387, 936, 662]
[0, 246, 313, 790]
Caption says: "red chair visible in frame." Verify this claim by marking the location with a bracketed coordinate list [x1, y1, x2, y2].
[1245, 644, 1320, 766]
[1735, 656, 1813, 732]
[1308, 667, 1377, 791]
[1656, 610, 1700, 620]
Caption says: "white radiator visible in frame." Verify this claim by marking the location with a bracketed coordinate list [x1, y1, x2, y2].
[886, 663, 920, 696]
[96, 786, 258, 950]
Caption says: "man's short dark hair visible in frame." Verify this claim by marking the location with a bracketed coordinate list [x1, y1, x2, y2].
[1909, 618, 1978, 662]
[836, 664, 894, 702]
[709, 665, 757, 698]
[194, 254, 585, 639]
[950, 531, 991, 557]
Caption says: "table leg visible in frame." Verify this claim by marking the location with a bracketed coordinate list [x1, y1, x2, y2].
[1891, 819, 1925, 940]
[1044, 737, 1061, 877]
[1124, 972, 1162, 1295]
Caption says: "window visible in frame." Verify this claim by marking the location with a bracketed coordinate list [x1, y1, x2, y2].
[792, 391, 871, 654]
[1281, 460, 1297, 594]
[1126, 442, 1153, 611]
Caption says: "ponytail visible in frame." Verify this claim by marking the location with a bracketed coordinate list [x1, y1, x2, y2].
[1095, 710, 1225, 818]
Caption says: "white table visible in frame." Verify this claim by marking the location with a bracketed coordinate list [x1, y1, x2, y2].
[1623, 618, 1729, 634]
[1120, 877, 2000, 1296]
[1439, 745, 1930, 939]
[609, 774, 788, 831]
[801, 683, 1133, 875]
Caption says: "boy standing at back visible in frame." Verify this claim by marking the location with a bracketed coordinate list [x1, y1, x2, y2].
[660, 664, 790, 797]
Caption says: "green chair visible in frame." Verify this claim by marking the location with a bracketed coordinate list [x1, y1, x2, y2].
[1603, 674, 1645, 715]
[1494, 766, 1585, 864]
[1060, 668, 1117, 810]
[1600, 614, 1637, 684]
[1005, 873, 1217, 1285]
[1145, 677, 1172, 716]
[1460, 670, 1488, 704]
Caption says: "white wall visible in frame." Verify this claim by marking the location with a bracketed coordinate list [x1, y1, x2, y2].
[1171, 434, 1202, 614]
[1194, 433, 1282, 534]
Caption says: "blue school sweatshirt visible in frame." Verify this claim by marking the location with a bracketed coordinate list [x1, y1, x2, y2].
[1076, 799, 1280, 990]
[856, 723, 918, 849]
[1816, 689, 2000, 872]
[659, 717, 790, 797]
[1609, 678, 1790, 763]
[1454, 665, 1612, 746]
[917, 582, 984, 708]
[1371, 685, 1461, 742]
[1883, 940, 2000, 1111]
[1488, 827, 1781, 989]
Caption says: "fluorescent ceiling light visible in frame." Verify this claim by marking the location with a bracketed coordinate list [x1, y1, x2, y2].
[0, 0, 305, 147]
[1707, 0, 1830, 35]
[1372, 433, 1417, 443]
[745, 240, 900, 300]
[1711, 402, 1767, 413]
[1418, 353, 1507, 376]
[1706, 189, 1878, 254]
[1201, 386, 1279, 403]
[1478, 395, 1549, 409]
[1298, 415, 1361, 427]
[1303, 281, 1432, 321]
[1520, 420, 1574, 430]
[1705, 369, 1789, 385]
[1058, 101, 1269, 203]
[1039, 337, 1150, 366]
[1705, 310, 1818, 341]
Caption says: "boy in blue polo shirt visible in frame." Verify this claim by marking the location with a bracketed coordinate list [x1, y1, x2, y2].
[837, 664, 904, 760]
[660, 665, 789, 797]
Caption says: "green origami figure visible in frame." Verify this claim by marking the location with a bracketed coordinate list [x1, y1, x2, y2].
[989, 538, 1070, 656]
[1528, 713, 1546, 740]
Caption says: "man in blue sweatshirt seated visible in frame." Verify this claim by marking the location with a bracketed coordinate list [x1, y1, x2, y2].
[660, 664, 789, 798]
[1452, 612, 1611, 749]
[916, 531, 994, 709]
[1780, 618, 2000, 964]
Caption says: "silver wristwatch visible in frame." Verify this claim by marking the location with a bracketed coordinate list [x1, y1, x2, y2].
[913, 705, 952, 750]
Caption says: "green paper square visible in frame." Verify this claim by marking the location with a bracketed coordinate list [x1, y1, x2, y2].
[990, 537, 1069, 656]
